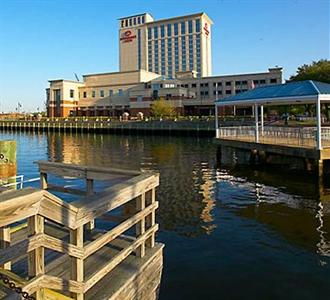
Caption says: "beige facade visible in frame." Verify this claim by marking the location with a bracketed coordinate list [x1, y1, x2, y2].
[47, 67, 282, 117]
[119, 12, 213, 78]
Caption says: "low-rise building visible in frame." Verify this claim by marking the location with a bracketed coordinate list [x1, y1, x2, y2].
[47, 67, 282, 117]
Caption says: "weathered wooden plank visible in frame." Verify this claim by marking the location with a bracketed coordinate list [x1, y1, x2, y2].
[146, 188, 156, 248]
[28, 215, 45, 297]
[84, 202, 158, 259]
[43, 234, 84, 259]
[0, 226, 11, 269]
[40, 275, 84, 294]
[0, 188, 43, 227]
[136, 192, 146, 258]
[74, 173, 159, 228]
[47, 184, 86, 196]
[70, 226, 84, 300]
[84, 224, 158, 292]
[0, 233, 43, 266]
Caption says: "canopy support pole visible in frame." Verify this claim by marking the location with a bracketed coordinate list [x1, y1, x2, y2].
[260, 105, 264, 136]
[254, 103, 259, 143]
[215, 105, 219, 138]
[316, 97, 322, 150]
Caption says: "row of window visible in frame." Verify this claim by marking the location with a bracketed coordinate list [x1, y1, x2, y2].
[121, 15, 145, 28]
[147, 19, 201, 39]
[81, 89, 124, 98]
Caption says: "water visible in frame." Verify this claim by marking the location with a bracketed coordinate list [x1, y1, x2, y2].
[1, 130, 330, 300]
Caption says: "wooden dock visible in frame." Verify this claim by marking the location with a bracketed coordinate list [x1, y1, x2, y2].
[0, 119, 215, 136]
[0, 161, 162, 300]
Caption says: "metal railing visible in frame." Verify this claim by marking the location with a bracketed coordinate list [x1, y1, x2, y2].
[217, 126, 330, 148]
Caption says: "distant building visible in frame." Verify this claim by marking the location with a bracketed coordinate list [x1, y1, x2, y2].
[119, 12, 212, 78]
[46, 12, 283, 118]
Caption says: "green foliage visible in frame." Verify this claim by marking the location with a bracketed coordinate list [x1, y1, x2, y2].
[288, 59, 330, 83]
[151, 99, 175, 118]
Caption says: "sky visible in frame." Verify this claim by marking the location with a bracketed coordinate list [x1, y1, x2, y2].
[0, 0, 329, 112]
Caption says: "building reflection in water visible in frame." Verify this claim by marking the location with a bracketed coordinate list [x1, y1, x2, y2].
[216, 166, 330, 259]
[46, 132, 218, 237]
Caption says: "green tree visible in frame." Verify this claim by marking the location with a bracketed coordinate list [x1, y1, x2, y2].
[289, 59, 330, 83]
[289, 59, 330, 120]
[151, 99, 175, 118]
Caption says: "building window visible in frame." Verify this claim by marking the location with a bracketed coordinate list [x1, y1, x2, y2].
[133, 18, 136, 25]
[242, 80, 247, 85]
[174, 23, 178, 35]
[260, 79, 266, 84]
[92, 91, 96, 97]
[154, 26, 158, 39]
[195, 19, 200, 32]
[125, 19, 128, 27]
[188, 20, 193, 33]
[83, 91, 87, 98]
[100, 90, 104, 97]
[235, 81, 241, 85]
[167, 24, 172, 36]
[226, 81, 231, 86]
[253, 80, 259, 84]
[70, 89, 74, 98]
[226, 90, 231, 95]
[137, 95, 143, 102]
[138, 17, 141, 24]
[191, 83, 196, 88]
[118, 89, 123, 96]
[141, 16, 145, 23]
[129, 19, 132, 26]
[181, 21, 186, 34]
[121, 20, 124, 28]
[148, 28, 152, 40]
[270, 78, 277, 83]
[109, 90, 113, 96]
[161, 25, 165, 38]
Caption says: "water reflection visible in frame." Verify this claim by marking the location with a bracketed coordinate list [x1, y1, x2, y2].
[46, 131, 218, 237]
[216, 166, 330, 258]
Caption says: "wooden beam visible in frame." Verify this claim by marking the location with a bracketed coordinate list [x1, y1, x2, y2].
[84, 224, 158, 293]
[84, 202, 158, 258]
[146, 188, 156, 248]
[47, 184, 86, 196]
[70, 226, 84, 300]
[74, 173, 159, 228]
[40, 172, 48, 189]
[86, 179, 94, 230]
[136, 192, 146, 258]
[0, 227, 11, 269]
[28, 215, 44, 299]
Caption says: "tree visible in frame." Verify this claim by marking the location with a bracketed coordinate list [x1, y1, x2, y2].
[289, 59, 330, 121]
[288, 59, 330, 83]
[151, 99, 175, 118]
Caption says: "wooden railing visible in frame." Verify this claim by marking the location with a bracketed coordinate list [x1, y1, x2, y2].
[0, 161, 159, 299]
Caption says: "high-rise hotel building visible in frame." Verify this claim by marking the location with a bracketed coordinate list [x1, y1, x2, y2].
[46, 12, 283, 118]
[119, 13, 212, 78]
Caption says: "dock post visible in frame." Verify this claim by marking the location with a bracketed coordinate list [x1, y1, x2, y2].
[86, 178, 95, 230]
[70, 226, 84, 300]
[136, 191, 146, 258]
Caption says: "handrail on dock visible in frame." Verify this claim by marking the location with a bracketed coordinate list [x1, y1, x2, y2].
[0, 161, 160, 299]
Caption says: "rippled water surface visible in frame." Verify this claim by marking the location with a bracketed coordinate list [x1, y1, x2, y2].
[1, 130, 330, 300]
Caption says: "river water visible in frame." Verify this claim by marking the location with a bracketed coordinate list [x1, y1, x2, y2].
[1, 130, 330, 300]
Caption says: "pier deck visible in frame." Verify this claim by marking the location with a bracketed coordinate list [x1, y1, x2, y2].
[0, 161, 162, 300]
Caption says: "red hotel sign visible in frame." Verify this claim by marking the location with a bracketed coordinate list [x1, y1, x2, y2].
[203, 23, 209, 36]
[120, 30, 137, 43]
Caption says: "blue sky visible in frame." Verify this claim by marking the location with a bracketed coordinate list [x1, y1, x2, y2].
[0, 0, 329, 112]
